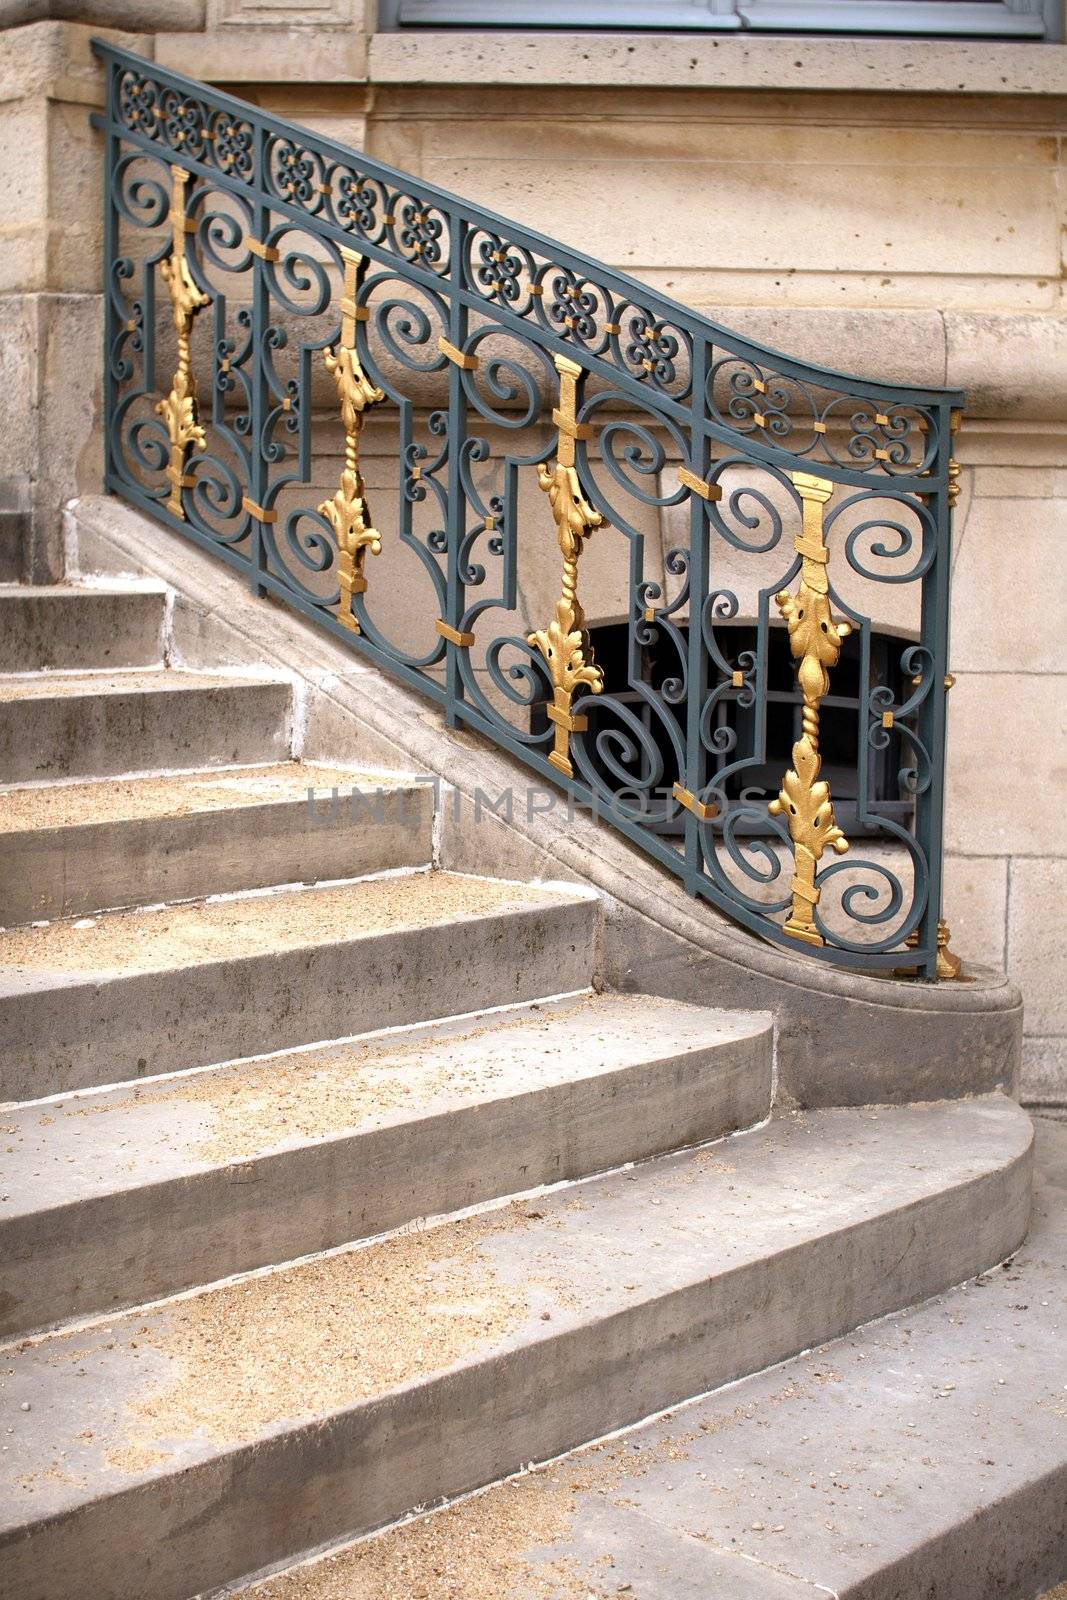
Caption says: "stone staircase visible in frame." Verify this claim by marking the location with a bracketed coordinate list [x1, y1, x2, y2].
[0, 567, 1038, 1600]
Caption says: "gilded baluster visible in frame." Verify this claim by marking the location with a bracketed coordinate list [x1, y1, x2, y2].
[318, 247, 385, 633]
[529, 354, 604, 778]
[769, 471, 852, 946]
[156, 166, 210, 520]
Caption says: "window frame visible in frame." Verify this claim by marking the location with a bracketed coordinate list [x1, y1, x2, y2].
[380, 0, 1058, 40]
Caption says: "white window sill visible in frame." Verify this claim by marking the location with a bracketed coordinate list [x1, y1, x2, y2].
[367, 31, 1067, 95]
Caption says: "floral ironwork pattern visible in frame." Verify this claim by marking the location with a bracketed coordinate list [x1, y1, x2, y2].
[96, 41, 963, 979]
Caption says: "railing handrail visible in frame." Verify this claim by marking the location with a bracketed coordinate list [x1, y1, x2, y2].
[92, 42, 961, 980]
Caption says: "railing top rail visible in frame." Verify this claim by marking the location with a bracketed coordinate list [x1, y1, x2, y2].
[91, 38, 964, 414]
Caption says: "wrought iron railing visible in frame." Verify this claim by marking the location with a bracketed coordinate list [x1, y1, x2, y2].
[92, 40, 964, 979]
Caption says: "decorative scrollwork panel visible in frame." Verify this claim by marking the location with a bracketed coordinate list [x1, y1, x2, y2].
[97, 41, 963, 978]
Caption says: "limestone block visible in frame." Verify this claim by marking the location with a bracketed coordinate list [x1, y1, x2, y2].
[971, 465, 1065, 498]
[253, 92, 369, 153]
[0, 99, 49, 292]
[0, 96, 103, 292]
[39, 292, 105, 506]
[47, 98, 106, 292]
[412, 113, 1060, 287]
[1020, 1037, 1067, 1108]
[945, 312, 1067, 423]
[958, 426, 1067, 471]
[0, 20, 151, 106]
[156, 25, 367, 82]
[0, 292, 102, 580]
[1008, 857, 1067, 1037]
[0, 298, 40, 490]
[0, 23, 149, 296]
[949, 463, 974, 560]
[367, 33, 1067, 99]
[944, 673, 1067, 858]
[0, 98, 47, 229]
[699, 306, 948, 392]
[942, 852, 1007, 973]
[951, 494, 1067, 674]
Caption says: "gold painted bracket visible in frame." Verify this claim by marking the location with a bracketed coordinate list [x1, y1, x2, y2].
[673, 783, 718, 822]
[435, 618, 475, 648]
[318, 247, 385, 635]
[156, 166, 210, 520]
[247, 235, 280, 263]
[528, 354, 604, 779]
[768, 470, 852, 947]
[438, 336, 479, 371]
[677, 465, 722, 503]
[241, 496, 277, 525]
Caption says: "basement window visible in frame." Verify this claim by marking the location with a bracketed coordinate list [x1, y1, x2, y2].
[381, 0, 1056, 39]
[537, 620, 916, 837]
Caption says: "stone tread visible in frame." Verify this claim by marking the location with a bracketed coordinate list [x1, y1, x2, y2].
[0, 762, 417, 833]
[0, 669, 285, 702]
[227, 1116, 1067, 1600]
[0, 995, 773, 1338]
[0, 667, 294, 786]
[0, 870, 577, 982]
[1, 993, 770, 1203]
[0, 583, 165, 597]
[0, 1097, 1032, 1543]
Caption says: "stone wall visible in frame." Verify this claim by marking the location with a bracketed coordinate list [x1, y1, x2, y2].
[2, 11, 1064, 1101]
[946, 448, 1067, 1107]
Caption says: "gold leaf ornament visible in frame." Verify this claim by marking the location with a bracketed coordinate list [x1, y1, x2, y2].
[528, 358, 605, 778]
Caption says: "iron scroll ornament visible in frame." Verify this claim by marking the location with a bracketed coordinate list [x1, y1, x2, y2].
[94, 40, 962, 978]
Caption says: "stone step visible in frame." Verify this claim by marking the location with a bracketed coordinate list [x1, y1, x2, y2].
[0, 994, 772, 1338]
[0, 872, 598, 1101]
[0, 583, 167, 672]
[0, 1095, 1032, 1600]
[229, 1114, 1066, 1600]
[0, 669, 292, 784]
[0, 763, 433, 925]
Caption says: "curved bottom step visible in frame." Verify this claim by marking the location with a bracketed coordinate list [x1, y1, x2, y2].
[233, 1112, 1063, 1600]
[0, 1095, 1032, 1600]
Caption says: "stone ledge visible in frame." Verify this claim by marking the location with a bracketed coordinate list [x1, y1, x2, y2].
[368, 32, 1067, 96]
[156, 24, 368, 80]
[714, 307, 1067, 421]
